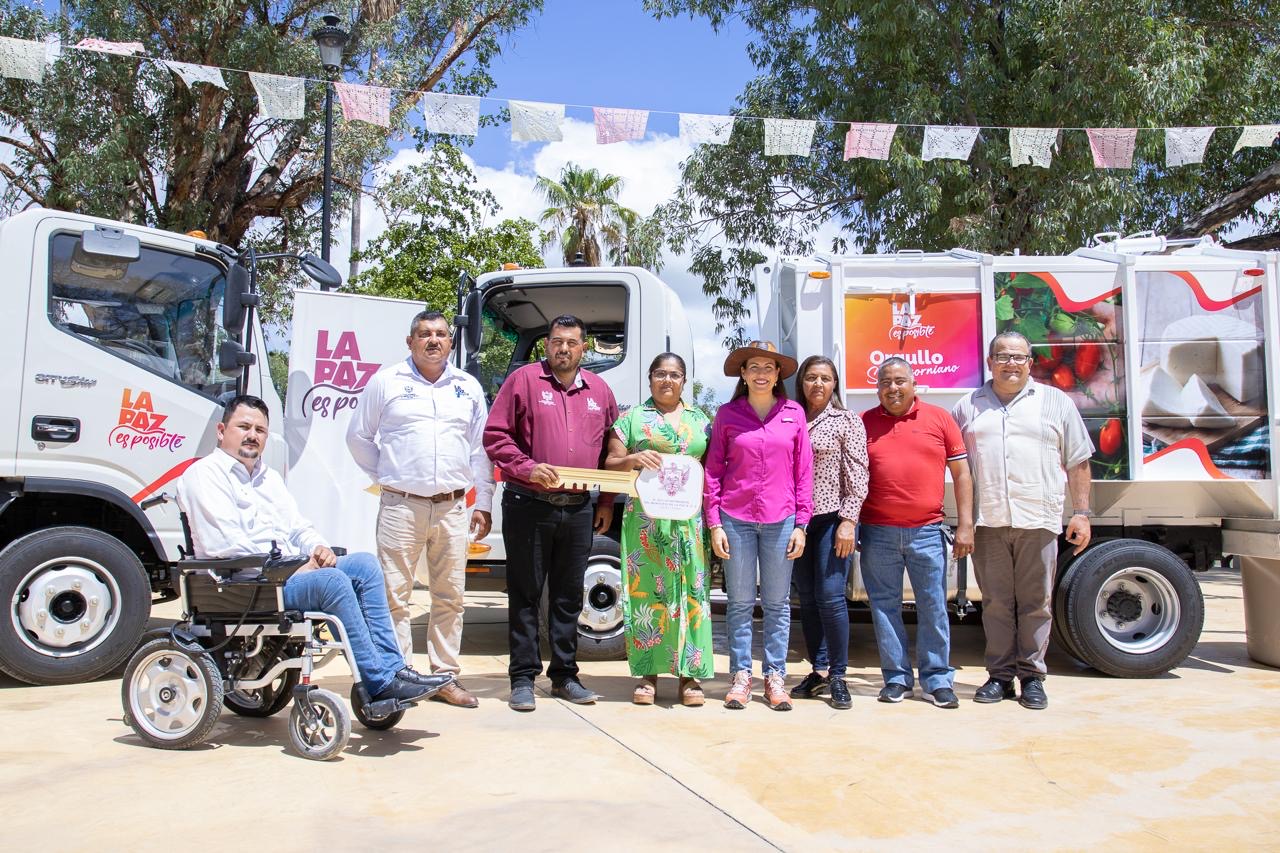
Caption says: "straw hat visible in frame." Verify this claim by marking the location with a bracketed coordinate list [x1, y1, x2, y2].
[723, 340, 799, 379]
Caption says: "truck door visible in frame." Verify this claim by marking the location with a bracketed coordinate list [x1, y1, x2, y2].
[20, 219, 242, 558]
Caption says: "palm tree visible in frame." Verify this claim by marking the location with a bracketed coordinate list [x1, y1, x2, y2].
[536, 164, 638, 266]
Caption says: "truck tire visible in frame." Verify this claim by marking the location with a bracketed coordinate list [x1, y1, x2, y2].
[1061, 539, 1204, 678]
[538, 535, 626, 662]
[1050, 551, 1087, 663]
[0, 526, 151, 685]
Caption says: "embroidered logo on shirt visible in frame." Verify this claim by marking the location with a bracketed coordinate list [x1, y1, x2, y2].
[587, 398, 601, 412]
[454, 385, 466, 398]
[539, 390, 555, 406]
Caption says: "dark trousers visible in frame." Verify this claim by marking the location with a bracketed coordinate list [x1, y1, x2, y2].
[792, 512, 852, 677]
[502, 490, 593, 686]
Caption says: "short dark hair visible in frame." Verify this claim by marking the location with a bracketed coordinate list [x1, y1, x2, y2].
[222, 394, 269, 425]
[410, 310, 449, 336]
[549, 314, 585, 337]
[647, 352, 687, 378]
[988, 331, 1031, 358]
[797, 355, 844, 412]
[876, 356, 914, 381]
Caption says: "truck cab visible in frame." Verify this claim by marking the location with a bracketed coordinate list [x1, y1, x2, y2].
[0, 209, 297, 685]
[453, 264, 694, 659]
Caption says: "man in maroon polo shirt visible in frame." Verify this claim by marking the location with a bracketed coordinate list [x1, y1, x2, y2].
[484, 314, 620, 712]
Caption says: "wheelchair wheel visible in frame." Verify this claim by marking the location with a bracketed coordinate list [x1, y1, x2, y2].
[122, 637, 223, 750]
[225, 667, 300, 718]
[350, 684, 405, 731]
[288, 688, 349, 761]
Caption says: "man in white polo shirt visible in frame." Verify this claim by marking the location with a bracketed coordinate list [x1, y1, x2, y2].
[952, 331, 1094, 711]
[347, 310, 494, 708]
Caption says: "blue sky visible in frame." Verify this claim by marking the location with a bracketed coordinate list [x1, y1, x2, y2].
[467, 1, 758, 168]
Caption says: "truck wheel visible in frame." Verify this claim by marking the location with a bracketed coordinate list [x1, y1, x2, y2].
[0, 526, 151, 685]
[575, 535, 626, 661]
[1061, 540, 1204, 677]
[1050, 552, 1087, 663]
[538, 535, 626, 662]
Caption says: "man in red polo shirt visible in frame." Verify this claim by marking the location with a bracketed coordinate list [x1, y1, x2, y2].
[860, 357, 974, 708]
[484, 314, 620, 712]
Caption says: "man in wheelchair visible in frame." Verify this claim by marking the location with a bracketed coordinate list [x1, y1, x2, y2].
[178, 394, 454, 709]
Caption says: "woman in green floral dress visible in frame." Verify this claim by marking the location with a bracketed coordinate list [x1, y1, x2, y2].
[605, 353, 714, 706]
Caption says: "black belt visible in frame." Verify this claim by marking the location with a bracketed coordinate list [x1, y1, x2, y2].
[382, 486, 466, 503]
[504, 483, 589, 507]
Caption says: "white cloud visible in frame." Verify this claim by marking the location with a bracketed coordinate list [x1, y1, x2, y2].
[330, 118, 748, 399]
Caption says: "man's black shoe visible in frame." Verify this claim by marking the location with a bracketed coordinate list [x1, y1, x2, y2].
[790, 671, 830, 699]
[397, 667, 455, 695]
[926, 687, 960, 709]
[372, 674, 437, 704]
[551, 679, 597, 704]
[1019, 677, 1048, 710]
[509, 682, 536, 712]
[829, 677, 852, 709]
[973, 678, 1016, 704]
[877, 683, 912, 703]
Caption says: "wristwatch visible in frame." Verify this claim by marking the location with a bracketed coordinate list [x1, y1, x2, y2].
[794, 523, 807, 533]
[1072, 509, 1093, 517]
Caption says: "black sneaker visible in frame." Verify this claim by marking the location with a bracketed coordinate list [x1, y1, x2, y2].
[790, 671, 830, 699]
[1019, 677, 1048, 710]
[926, 687, 960, 709]
[397, 666, 455, 695]
[973, 678, 1016, 704]
[551, 679, 598, 705]
[508, 682, 536, 712]
[877, 683, 912, 703]
[829, 677, 852, 709]
[372, 674, 436, 704]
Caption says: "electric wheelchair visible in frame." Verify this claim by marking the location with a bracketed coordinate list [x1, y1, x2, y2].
[121, 520, 418, 761]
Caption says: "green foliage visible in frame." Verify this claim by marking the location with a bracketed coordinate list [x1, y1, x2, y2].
[647, 0, 1280, 341]
[690, 378, 721, 418]
[536, 163, 640, 265]
[267, 350, 290, 400]
[348, 143, 544, 311]
[0, 0, 542, 324]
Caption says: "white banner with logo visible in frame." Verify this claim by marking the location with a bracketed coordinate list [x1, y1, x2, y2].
[284, 289, 423, 554]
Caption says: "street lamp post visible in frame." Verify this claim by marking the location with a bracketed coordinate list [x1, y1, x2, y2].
[311, 12, 349, 280]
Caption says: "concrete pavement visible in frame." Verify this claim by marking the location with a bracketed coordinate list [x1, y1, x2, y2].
[1, 567, 1277, 851]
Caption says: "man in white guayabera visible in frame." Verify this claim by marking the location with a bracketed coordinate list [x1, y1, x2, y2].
[951, 332, 1094, 711]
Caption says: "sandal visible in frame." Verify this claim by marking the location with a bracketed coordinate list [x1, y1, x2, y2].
[679, 678, 705, 707]
[632, 676, 657, 705]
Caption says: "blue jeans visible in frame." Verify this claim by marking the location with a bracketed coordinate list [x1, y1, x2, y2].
[283, 552, 404, 696]
[792, 513, 851, 678]
[722, 512, 795, 676]
[859, 523, 954, 691]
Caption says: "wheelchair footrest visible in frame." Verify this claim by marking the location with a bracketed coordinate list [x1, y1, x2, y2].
[362, 697, 417, 721]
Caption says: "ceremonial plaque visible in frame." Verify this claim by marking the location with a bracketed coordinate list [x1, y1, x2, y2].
[553, 455, 704, 521]
[634, 455, 703, 520]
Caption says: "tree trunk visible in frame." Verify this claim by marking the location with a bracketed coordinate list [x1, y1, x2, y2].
[348, 185, 362, 285]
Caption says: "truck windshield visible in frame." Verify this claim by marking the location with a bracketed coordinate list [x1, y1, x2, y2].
[47, 232, 239, 399]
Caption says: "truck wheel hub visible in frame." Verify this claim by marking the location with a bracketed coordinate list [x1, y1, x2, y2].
[14, 561, 116, 653]
[579, 563, 624, 636]
[1105, 589, 1143, 622]
[1094, 568, 1181, 654]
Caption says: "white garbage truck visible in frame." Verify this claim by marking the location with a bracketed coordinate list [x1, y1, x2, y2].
[757, 233, 1280, 676]
[0, 208, 345, 684]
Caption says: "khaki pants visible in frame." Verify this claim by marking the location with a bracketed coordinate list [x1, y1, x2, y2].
[972, 526, 1057, 680]
[375, 490, 469, 674]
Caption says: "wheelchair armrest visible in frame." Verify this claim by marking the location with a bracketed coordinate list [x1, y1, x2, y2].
[261, 553, 310, 584]
[179, 555, 272, 575]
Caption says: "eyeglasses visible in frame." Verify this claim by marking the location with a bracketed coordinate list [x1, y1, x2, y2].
[993, 353, 1031, 365]
[651, 371, 685, 381]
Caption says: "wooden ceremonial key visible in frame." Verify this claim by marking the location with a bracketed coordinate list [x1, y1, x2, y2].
[551, 466, 639, 496]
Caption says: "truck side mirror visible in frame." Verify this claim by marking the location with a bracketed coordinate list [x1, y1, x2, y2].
[222, 263, 258, 331]
[300, 253, 342, 291]
[461, 289, 483, 353]
[218, 339, 257, 373]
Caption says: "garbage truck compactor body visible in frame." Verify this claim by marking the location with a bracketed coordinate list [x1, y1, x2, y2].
[757, 235, 1280, 677]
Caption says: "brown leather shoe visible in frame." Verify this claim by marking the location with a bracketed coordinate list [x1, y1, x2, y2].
[764, 673, 792, 711]
[723, 671, 752, 709]
[430, 680, 479, 708]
